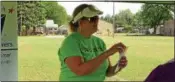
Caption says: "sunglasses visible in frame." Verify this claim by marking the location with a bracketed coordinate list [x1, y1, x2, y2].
[81, 16, 99, 22]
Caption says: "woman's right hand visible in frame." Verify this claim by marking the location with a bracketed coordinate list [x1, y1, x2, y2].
[106, 42, 127, 56]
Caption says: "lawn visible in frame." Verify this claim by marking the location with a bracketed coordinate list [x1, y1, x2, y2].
[18, 35, 174, 81]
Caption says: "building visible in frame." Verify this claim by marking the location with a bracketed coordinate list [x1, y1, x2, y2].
[58, 25, 68, 35]
[157, 20, 174, 36]
[45, 20, 58, 35]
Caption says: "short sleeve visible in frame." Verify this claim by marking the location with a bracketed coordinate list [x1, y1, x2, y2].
[59, 37, 82, 62]
[97, 37, 106, 51]
[102, 40, 106, 51]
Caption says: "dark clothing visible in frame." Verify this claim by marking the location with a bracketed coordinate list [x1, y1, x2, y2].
[145, 60, 175, 82]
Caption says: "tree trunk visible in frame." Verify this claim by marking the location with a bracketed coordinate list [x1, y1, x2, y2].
[25, 27, 29, 36]
[25, 28, 27, 36]
[32, 27, 36, 35]
[153, 26, 156, 35]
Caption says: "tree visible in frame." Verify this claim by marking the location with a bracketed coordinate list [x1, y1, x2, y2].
[17, 1, 26, 35]
[42, 2, 68, 26]
[67, 15, 72, 24]
[133, 10, 144, 28]
[30, 2, 46, 35]
[115, 9, 134, 32]
[17, 1, 46, 35]
[140, 4, 173, 34]
[17, 1, 68, 36]
[103, 14, 113, 23]
[169, 5, 175, 13]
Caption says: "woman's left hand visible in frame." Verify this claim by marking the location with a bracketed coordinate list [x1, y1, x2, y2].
[106, 57, 128, 77]
[118, 56, 128, 68]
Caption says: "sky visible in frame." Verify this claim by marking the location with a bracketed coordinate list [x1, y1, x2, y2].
[58, 1, 143, 16]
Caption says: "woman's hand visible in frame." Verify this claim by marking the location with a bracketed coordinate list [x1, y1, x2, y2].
[106, 44, 128, 77]
[106, 57, 128, 77]
[118, 56, 128, 69]
[106, 42, 127, 56]
[118, 46, 128, 69]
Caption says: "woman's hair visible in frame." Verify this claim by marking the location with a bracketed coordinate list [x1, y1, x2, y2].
[69, 4, 89, 32]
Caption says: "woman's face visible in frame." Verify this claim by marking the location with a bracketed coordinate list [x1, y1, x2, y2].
[80, 16, 99, 34]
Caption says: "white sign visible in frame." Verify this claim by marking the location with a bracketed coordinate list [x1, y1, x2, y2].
[1, 2, 18, 81]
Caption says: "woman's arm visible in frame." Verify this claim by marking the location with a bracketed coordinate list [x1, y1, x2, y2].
[65, 50, 114, 76]
[106, 58, 118, 77]
[106, 57, 127, 77]
[65, 42, 126, 76]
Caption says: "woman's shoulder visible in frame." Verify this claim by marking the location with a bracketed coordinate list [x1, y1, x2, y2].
[91, 35, 106, 49]
[91, 35, 104, 42]
[61, 33, 78, 45]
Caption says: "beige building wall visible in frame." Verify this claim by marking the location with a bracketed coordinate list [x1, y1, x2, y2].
[161, 20, 174, 36]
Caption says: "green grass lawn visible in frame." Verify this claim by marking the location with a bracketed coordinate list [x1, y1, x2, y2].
[18, 35, 174, 81]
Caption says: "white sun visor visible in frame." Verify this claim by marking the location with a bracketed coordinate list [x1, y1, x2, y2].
[72, 5, 103, 23]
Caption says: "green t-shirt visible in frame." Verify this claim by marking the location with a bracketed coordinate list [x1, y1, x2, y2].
[58, 32, 109, 81]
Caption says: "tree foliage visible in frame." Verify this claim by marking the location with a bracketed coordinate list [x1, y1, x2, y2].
[17, 1, 68, 36]
[17, 1, 46, 35]
[100, 4, 174, 34]
[115, 9, 134, 31]
[140, 4, 173, 34]
[42, 2, 68, 26]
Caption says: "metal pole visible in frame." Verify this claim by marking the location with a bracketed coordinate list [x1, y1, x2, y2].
[112, 2, 115, 38]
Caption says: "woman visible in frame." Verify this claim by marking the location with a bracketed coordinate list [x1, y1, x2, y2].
[58, 4, 128, 81]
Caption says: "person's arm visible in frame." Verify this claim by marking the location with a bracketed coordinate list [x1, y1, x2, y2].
[65, 50, 113, 76]
[106, 58, 119, 77]
[106, 57, 127, 77]
[65, 42, 126, 76]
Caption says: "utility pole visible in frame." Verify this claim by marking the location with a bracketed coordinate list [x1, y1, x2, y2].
[112, 2, 115, 38]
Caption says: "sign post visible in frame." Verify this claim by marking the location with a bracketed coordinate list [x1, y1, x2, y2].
[1, 2, 18, 81]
